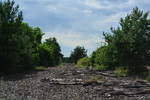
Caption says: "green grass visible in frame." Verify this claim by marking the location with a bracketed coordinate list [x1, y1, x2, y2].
[76, 57, 91, 69]
[34, 66, 47, 71]
[146, 71, 150, 82]
[95, 64, 108, 71]
[114, 67, 128, 77]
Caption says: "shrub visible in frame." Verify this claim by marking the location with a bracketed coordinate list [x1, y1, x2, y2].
[76, 57, 91, 68]
[114, 67, 129, 77]
[91, 45, 117, 70]
[34, 66, 46, 71]
[39, 38, 62, 67]
[145, 71, 150, 82]
[95, 64, 108, 71]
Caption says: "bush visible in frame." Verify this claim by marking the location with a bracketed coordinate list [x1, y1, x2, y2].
[95, 64, 108, 71]
[146, 72, 150, 82]
[34, 66, 46, 71]
[76, 57, 91, 68]
[39, 38, 62, 67]
[114, 67, 129, 77]
[39, 44, 53, 67]
[91, 46, 117, 70]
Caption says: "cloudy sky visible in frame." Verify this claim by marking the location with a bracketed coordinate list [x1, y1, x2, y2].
[15, 0, 150, 56]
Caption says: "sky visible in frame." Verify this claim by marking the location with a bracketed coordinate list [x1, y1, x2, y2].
[14, 0, 150, 57]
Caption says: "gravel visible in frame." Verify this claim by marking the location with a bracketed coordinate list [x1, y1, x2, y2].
[0, 64, 150, 100]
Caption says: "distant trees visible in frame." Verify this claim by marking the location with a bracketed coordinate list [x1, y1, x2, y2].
[0, 0, 62, 73]
[70, 46, 87, 64]
[92, 7, 150, 74]
[63, 57, 71, 63]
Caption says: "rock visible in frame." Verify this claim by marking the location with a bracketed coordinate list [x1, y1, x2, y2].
[1, 64, 150, 100]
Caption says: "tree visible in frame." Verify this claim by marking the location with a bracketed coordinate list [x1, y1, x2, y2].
[70, 46, 87, 64]
[103, 7, 150, 73]
[0, 0, 24, 72]
[91, 45, 117, 69]
[39, 37, 63, 66]
[0, 0, 44, 72]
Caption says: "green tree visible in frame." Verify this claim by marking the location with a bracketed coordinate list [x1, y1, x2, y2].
[39, 37, 62, 66]
[0, 0, 44, 72]
[103, 7, 150, 73]
[0, 0, 24, 72]
[91, 45, 117, 69]
[70, 46, 87, 64]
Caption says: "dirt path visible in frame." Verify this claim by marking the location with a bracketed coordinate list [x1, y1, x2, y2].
[0, 64, 150, 100]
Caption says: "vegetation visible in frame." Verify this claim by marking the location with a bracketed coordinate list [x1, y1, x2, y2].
[91, 7, 150, 75]
[146, 72, 150, 82]
[33, 66, 47, 71]
[0, 0, 62, 73]
[39, 38, 63, 67]
[63, 57, 71, 63]
[95, 65, 108, 71]
[0, 0, 33, 72]
[114, 67, 129, 77]
[1, 0, 150, 82]
[91, 45, 116, 70]
[70, 46, 87, 64]
[76, 57, 91, 68]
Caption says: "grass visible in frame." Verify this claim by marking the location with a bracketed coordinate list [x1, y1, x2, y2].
[33, 66, 47, 71]
[114, 67, 129, 77]
[146, 71, 150, 82]
[76, 57, 91, 69]
[95, 64, 108, 71]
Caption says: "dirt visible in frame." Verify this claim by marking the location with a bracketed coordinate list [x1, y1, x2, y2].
[0, 64, 150, 100]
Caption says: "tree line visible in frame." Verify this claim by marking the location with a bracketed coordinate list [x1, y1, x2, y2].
[1, 0, 150, 78]
[76, 7, 150, 78]
[0, 0, 62, 73]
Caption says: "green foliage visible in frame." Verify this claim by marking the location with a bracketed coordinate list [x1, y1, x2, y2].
[0, 0, 33, 72]
[70, 46, 87, 64]
[146, 71, 150, 82]
[91, 45, 117, 70]
[95, 64, 108, 71]
[0, 0, 61, 73]
[114, 67, 129, 77]
[20, 23, 44, 66]
[39, 38, 63, 67]
[76, 57, 91, 68]
[102, 7, 150, 73]
[63, 57, 71, 63]
[34, 66, 46, 71]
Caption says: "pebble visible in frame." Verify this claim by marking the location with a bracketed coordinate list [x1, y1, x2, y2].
[0, 64, 150, 100]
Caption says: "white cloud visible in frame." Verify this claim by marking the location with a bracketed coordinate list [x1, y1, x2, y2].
[95, 11, 127, 30]
[84, 0, 103, 9]
[43, 31, 101, 48]
[43, 30, 104, 55]
[14, 0, 150, 56]
[82, 0, 150, 10]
